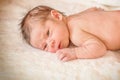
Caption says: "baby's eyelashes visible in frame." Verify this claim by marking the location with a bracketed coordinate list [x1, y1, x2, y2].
[47, 30, 49, 36]
[43, 43, 47, 50]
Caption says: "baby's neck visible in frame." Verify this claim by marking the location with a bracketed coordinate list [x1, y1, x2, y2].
[62, 16, 68, 25]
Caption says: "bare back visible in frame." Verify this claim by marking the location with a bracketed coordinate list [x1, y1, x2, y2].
[68, 10, 120, 50]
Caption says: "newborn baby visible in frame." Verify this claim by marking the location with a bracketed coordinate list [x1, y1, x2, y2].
[20, 5, 120, 61]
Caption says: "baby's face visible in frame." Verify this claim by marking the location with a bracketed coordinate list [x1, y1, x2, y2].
[30, 19, 70, 52]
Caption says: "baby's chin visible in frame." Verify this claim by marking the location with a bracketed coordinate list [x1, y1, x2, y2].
[48, 50, 57, 53]
[47, 47, 64, 53]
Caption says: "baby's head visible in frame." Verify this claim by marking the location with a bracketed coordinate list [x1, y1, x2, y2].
[20, 5, 70, 52]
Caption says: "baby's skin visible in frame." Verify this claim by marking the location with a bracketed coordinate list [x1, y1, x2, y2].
[30, 7, 120, 61]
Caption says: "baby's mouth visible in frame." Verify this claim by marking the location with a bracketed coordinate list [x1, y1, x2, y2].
[58, 42, 61, 49]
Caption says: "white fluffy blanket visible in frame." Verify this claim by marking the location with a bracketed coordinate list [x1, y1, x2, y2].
[0, 0, 120, 80]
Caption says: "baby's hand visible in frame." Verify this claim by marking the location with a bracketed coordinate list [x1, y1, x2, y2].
[56, 48, 77, 62]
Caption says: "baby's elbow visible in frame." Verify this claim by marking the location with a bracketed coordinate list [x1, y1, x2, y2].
[97, 47, 107, 58]
[92, 44, 107, 58]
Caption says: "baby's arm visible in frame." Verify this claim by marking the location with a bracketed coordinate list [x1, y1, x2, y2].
[56, 38, 107, 61]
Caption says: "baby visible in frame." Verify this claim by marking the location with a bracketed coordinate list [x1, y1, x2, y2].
[20, 5, 120, 61]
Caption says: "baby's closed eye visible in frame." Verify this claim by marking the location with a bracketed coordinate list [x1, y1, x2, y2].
[44, 43, 49, 51]
[56, 48, 77, 61]
[47, 30, 49, 36]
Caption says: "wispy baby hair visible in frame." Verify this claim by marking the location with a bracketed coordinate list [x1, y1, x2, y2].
[20, 5, 64, 45]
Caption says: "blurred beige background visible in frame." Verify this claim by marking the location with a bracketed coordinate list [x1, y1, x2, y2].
[0, 0, 120, 80]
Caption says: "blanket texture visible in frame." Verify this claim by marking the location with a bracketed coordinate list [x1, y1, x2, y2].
[0, 0, 120, 80]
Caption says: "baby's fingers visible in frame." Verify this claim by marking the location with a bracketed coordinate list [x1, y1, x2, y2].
[57, 51, 65, 60]
[58, 54, 69, 62]
[62, 57, 69, 62]
[59, 53, 66, 60]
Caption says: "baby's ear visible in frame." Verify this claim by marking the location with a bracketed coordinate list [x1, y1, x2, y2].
[50, 10, 62, 20]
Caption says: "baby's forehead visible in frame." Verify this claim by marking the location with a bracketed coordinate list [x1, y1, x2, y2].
[28, 19, 47, 33]
[26, 15, 44, 28]
[25, 12, 48, 33]
[30, 24, 47, 46]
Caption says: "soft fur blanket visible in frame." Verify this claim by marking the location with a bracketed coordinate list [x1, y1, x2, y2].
[0, 0, 120, 80]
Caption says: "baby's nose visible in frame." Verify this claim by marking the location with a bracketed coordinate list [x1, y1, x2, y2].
[46, 39, 56, 52]
[48, 39, 55, 48]
[46, 38, 54, 45]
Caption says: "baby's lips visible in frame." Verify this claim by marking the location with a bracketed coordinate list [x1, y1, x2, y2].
[47, 42, 61, 53]
[58, 43, 61, 49]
